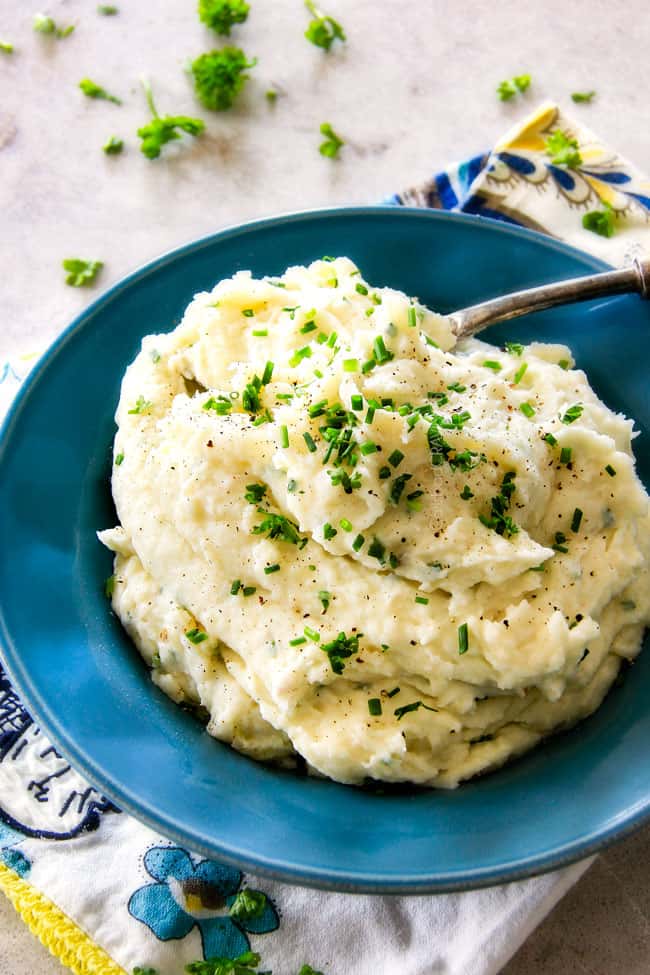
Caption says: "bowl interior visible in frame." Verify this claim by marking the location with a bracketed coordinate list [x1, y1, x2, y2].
[1, 207, 650, 893]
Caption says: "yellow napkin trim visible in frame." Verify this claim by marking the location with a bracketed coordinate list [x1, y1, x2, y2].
[0, 863, 126, 975]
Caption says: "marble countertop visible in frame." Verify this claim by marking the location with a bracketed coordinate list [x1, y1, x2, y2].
[2, 0, 650, 971]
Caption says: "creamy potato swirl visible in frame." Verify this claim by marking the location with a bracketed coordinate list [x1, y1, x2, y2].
[99, 257, 650, 787]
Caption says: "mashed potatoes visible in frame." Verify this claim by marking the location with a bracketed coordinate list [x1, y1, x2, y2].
[99, 257, 650, 787]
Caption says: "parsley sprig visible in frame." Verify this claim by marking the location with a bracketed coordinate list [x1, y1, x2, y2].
[198, 0, 250, 35]
[582, 202, 615, 238]
[138, 79, 205, 159]
[319, 122, 344, 158]
[545, 129, 583, 168]
[191, 47, 257, 111]
[79, 78, 122, 104]
[304, 0, 345, 50]
[34, 13, 74, 37]
[496, 74, 530, 100]
[63, 258, 103, 287]
[185, 951, 261, 975]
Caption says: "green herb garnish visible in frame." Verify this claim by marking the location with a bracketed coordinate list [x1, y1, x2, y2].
[104, 575, 115, 597]
[252, 511, 302, 544]
[138, 79, 204, 159]
[230, 579, 241, 595]
[323, 522, 337, 540]
[185, 627, 208, 644]
[497, 74, 531, 100]
[571, 90, 596, 103]
[0, 40, 14, 53]
[460, 484, 474, 500]
[545, 129, 582, 168]
[570, 508, 583, 532]
[560, 446, 572, 465]
[227, 890, 267, 924]
[482, 360, 502, 371]
[128, 395, 152, 415]
[505, 342, 524, 355]
[415, 595, 429, 605]
[458, 622, 469, 655]
[394, 700, 437, 720]
[79, 78, 122, 104]
[185, 950, 262, 975]
[115, 452, 124, 465]
[244, 483, 267, 504]
[34, 14, 74, 37]
[561, 404, 583, 424]
[368, 698, 382, 716]
[520, 402, 535, 418]
[479, 471, 518, 538]
[198, 0, 250, 35]
[513, 362, 528, 385]
[319, 122, 344, 158]
[103, 135, 124, 154]
[582, 203, 615, 238]
[321, 630, 361, 674]
[605, 464, 616, 477]
[304, 0, 345, 50]
[191, 47, 257, 111]
[63, 258, 103, 287]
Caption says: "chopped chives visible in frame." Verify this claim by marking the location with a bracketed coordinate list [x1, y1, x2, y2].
[242, 309, 254, 317]
[605, 464, 616, 477]
[513, 362, 528, 385]
[289, 346, 312, 367]
[360, 442, 378, 455]
[326, 332, 338, 348]
[303, 431, 317, 452]
[558, 359, 570, 370]
[543, 432, 558, 446]
[185, 627, 208, 644]
[316, 332, 328, 344]
[378, 465, 391, 479]
[407, 306, 417, 328]
[351, 394, 363, 411]
[242, 586, 257, 596]
[323, 522, 337, 539]
[368, 698, 382, 716]
[447, 382, 466, 393]
[561, 404, 583, 425]
[340, 518, 353, 532]
[314, 369, 323, 378]
[290, 636, 307, 646]
[505, 342, 524, 355]
[571, 508, 583, 532]
[520, 402, 535, 418]
[308, 400, 327, 418]
[280, 425, 289, 448]
[388, 449, 404, 468]
[230, 579, 241, 595]
[483, 360, 502, 371]
[367, 537, 386, 562]
[365, 405, 376, 423]
[415, 595, 429, 605]
[460, 484, 473, 500]
[264, 563, 281, 574]
[560, 446, 572, 465]
[282, 306, 300, 318]
[352, 533, 365, 551]
[318, 590, 331, 612]
[373, 336, 394, 364]
[362, 359, 376, 374]
[355, 283, 369, 295]
[287, 479, 297, 492]
[304, 626, 320, 642]
[343, 358, 359, 372]
[115, 452, 124, 465]
[386, 686, 400, 698]
[252, 329, 268, 337]
[458, 622, 469, 654]
[261, 361, 274, 385]
[300, 320, 317, 334]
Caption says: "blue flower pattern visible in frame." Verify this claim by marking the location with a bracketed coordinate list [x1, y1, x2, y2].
[128, 846, 279, 959]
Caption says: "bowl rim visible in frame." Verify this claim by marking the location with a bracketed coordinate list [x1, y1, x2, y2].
[2, 204, 649, 894]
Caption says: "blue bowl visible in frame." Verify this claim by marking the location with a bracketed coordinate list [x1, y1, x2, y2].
[1, 207, 650, 893]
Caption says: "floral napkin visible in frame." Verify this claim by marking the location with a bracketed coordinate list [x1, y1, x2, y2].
[2, 101, 650, 975]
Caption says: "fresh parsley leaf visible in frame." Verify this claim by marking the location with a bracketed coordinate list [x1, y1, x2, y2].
[103, 135, 124, 154]
[79, 78, 122, 104]
[582, 202, 615, 238]
[62, 258, 103, 287]
[298, 967, 324, 975]
[191, 47, 257, 111]
[228, 889, 267, 921]
[133, 967, 158, 975]
[304, 0, 345, 50]
[0, 40, 14, 53]
[321, 630, 361, 674]
[545, 129, 582, 168]
[185, 951, 262, 975]
[98, 4, 119, 13]
[33, 13, 74, 37]
[497, 74, 530, 100]
[138, 79, 205, 159]
[571, 90, 596, 103]
[198, 0, 250, 35]
[319, 121, 344, 158]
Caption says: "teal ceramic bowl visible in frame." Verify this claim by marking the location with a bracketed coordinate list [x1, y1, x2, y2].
[1, 207, 650, 893]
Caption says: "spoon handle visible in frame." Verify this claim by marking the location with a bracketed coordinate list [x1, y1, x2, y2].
[450, 258, 650, 339]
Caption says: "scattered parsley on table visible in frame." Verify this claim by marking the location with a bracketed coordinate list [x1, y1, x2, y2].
[198, 0, 250, 35]
[191, 47, 257, 111]
[79, 78, 122, 104]
[304, 0, 345, 50]
[137, 78, 205, 159]
[319, 122, 344, 158]
[62, 258, 104, 286]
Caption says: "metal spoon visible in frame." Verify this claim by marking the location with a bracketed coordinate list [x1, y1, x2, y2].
[449, 257, 650, 340]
